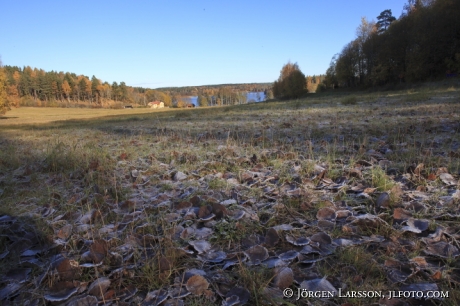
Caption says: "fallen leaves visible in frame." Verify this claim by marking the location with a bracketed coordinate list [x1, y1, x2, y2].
[2, 95, 460, 305]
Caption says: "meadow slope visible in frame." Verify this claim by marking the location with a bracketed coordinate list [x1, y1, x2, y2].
[1, 86, 460, 305]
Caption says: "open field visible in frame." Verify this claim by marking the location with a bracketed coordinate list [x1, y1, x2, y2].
[0, 107, 165, 126]
[1, 86, 460, 305]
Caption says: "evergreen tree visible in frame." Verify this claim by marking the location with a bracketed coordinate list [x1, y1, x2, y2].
[376, 9, 396, 34]
[91, 76, 101, 103]
[112, 82, 119, 101]
[119, 82, 128, 102]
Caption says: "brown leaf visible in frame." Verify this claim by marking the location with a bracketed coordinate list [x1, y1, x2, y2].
[432, 270, 442, 280]
[244, 245, 269, 265]
[440, 173, 457, 185]
[186, 275, 209, 295]
[174, 201, 192, 210]
[316, 207, 336, 221]
[89, 239, 108, 263]
[393, 208, 412, 223]
[103, 289, 116, 300]
[411, 256, 428, 267]
[88, 277, 111, 299]
[377, 192, 391, 209]
[416, 185, 427, 192]
[436, 167, 448, 175]
[264, 228, 280, 247]
[355, 160, 372, 167]
[363, 187, 376, 194]
[54, 258, 79, 281]
[198, 205, 213, 219]
[158, 256, 172, 272]
[413, 163, 424, 176]
[346, 168, 362, 178]
[390, 185, 403, 198]
[56, 224, 72, 240]
[424, 241, 460, 258]
[211, 203, 228, 219]
[273, 267, 294, 289]
[189, 240, 211, 254]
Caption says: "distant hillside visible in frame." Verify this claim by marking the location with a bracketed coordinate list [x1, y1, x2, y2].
[156, 83, 273, 97]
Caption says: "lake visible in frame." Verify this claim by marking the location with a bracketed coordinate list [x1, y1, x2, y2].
[185, 92, 266, 107]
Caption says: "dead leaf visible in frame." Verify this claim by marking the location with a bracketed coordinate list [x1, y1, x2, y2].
[244, 245, 269, 265]
[186, 275, 209, 295]
[89, 239, 108, 263]
[273, 267, 294, 289]
[88, 277, 111, 299]
[440, 173, 457, 185]
[300, 277, 338, 295]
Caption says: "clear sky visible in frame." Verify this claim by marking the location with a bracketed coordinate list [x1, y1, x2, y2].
[1, 0, 407, 88]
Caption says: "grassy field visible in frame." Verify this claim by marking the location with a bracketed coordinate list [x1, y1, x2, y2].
[1, 85, 460, 305]
[0, 106, 165, 125]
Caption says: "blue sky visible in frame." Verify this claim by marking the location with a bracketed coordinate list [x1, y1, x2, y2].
[1, 0, 407, 88]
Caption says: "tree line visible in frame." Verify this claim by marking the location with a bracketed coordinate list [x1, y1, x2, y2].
[0, 64, 280, 110]
[321, 0, 460, 89]
[1, 65, 150, 108]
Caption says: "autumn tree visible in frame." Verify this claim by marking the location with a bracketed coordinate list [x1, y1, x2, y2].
[0, 59, 10, 114]
[198, 95, 208, 107]
[273, 61, 306, 99]
[62, 80, 71, 103]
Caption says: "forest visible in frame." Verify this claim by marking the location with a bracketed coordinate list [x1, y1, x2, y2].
[0, 65, 278, 110]
[321, 0, 460, 89]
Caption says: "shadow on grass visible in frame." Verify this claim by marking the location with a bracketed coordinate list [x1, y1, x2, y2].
[0, 214, 56, 303]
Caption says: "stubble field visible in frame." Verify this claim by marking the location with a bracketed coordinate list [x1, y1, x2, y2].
[1, 86, 460, 305]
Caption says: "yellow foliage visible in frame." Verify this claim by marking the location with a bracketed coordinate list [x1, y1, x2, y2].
[0, 65, 10, 114]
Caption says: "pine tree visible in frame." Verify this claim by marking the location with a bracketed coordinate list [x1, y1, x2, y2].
[376, 10, 396, 34]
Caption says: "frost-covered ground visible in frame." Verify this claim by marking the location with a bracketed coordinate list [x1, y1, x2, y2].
[1, 88, 460, 305]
